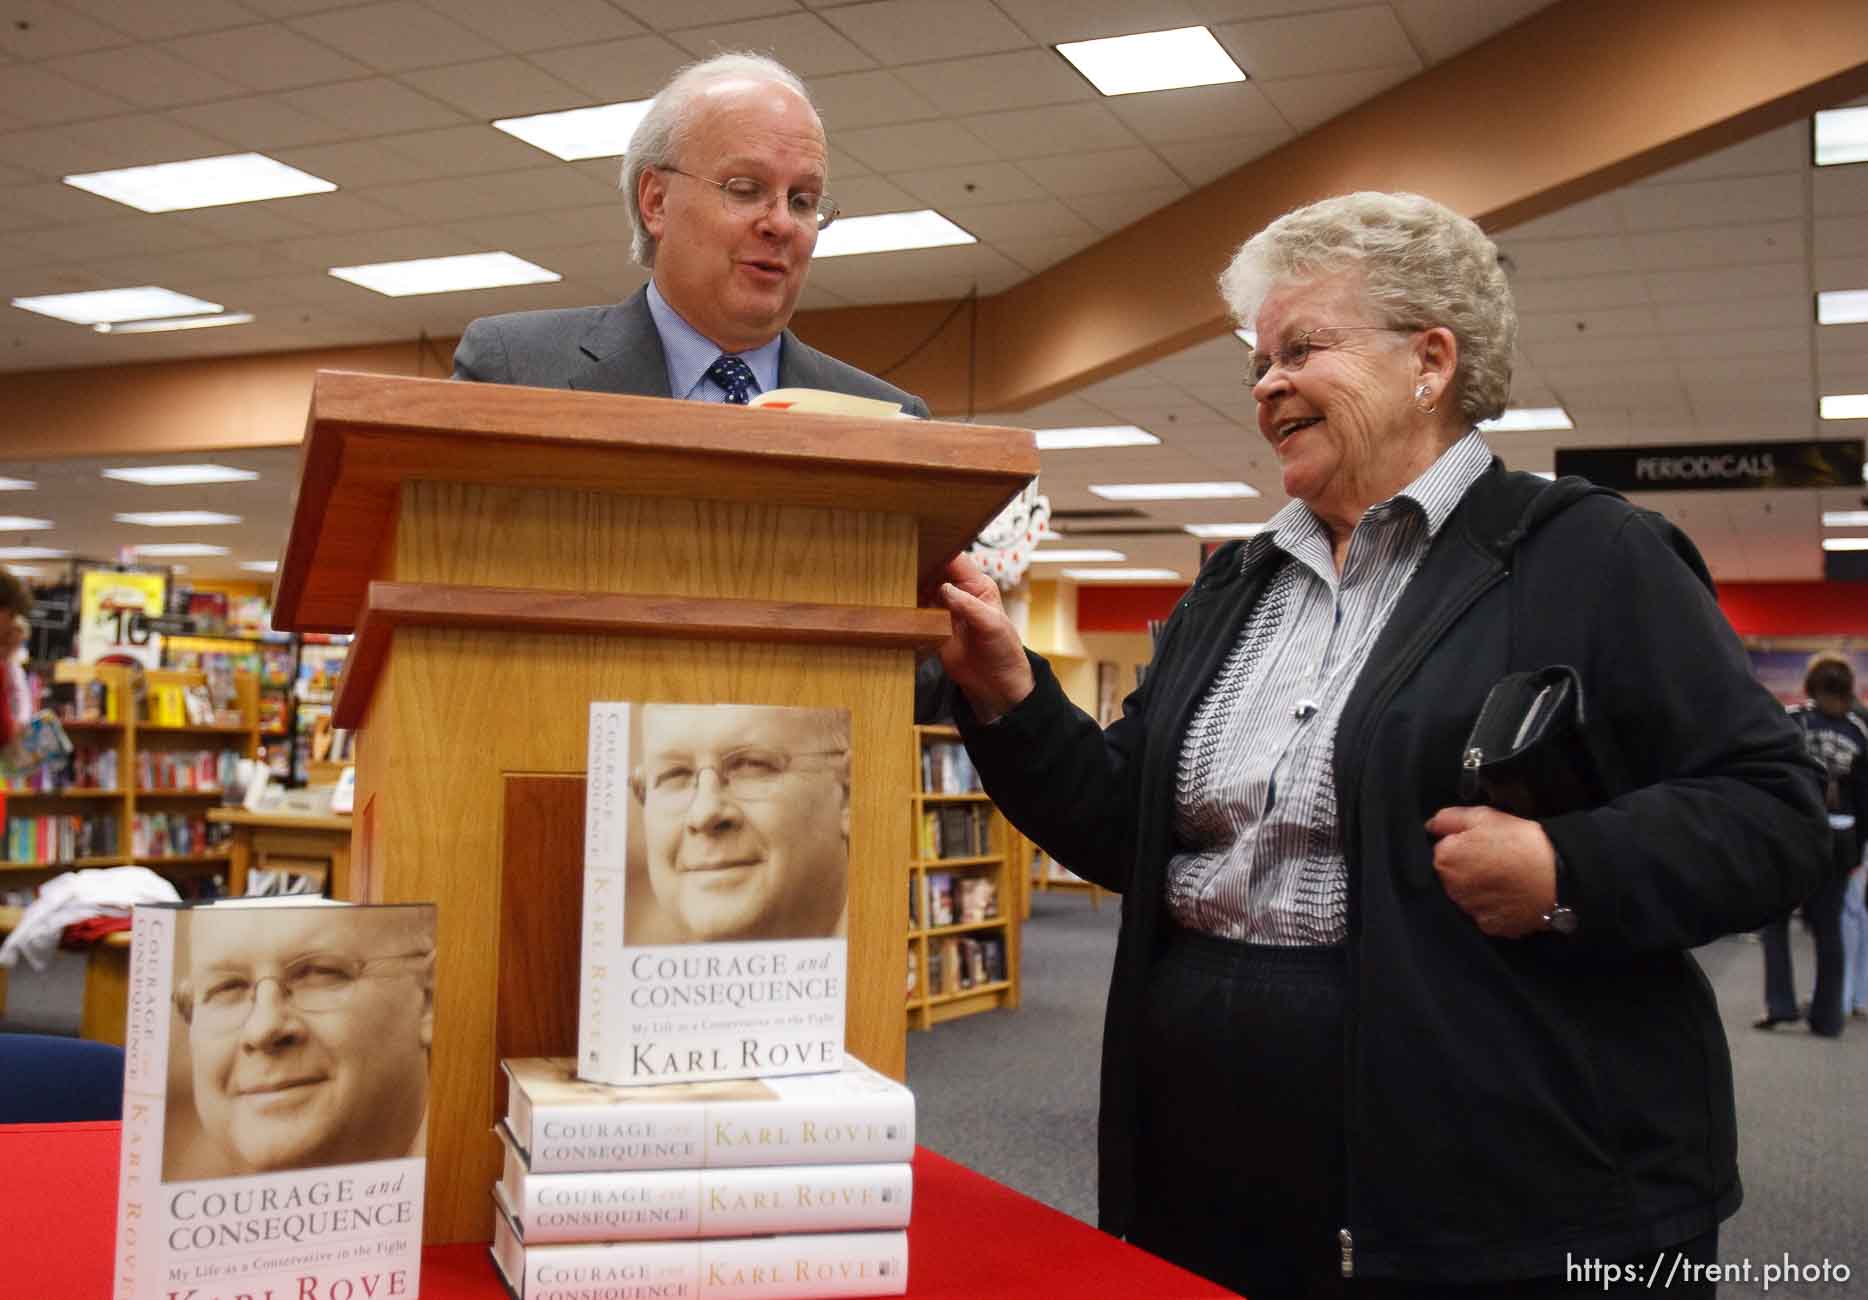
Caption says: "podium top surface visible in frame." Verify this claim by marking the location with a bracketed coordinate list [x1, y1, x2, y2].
[272, 370, 1038, 633]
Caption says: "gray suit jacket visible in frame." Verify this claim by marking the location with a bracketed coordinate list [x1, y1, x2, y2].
[451, 287, 931, 418]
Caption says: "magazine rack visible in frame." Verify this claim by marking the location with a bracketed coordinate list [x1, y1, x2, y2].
[271, 370, 1036, 1244]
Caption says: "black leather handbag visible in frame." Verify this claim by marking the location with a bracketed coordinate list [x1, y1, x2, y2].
[1458, 665, 1603, 819]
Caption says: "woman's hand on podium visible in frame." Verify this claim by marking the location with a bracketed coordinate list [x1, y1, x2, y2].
[936, 554, 1035, 724]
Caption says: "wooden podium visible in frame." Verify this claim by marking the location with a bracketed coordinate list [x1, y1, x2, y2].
[270, 370, 1037, 1243]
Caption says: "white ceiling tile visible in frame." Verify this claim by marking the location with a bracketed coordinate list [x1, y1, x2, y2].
[10, 214, 215, 264]
[961, 103, 1139, 161]
[1506, 271, 1651, 313]
[793, 282, 851, 309]
[163, 25, 375, 91]
[399, 58, 593, 119]
[1253, 63, 1416, 133]
[1517, 304, 1658, 343]
[995, 230, 1100, 273]
[272, 138, 452, 188]
[0, 179, 126, 225]
[1663, 326, 1809, 362]
[520, 241, 635, 280]
[940, 197, 1095, 243]
[1636, 122, 1807, 187]
[1216, 6, 1420, 80]
[1155, 132, 1288, 186]
[1061, 181, 1191, 233]
[1106, 81, 1286, 144]
[445, 204, 626, 250]
[618, 0, 801, 27]
[0, 64, 131, 127]
[1646, 262, 1809, 305]
[1499, 234, 1636, 278]
[889, 159, 1053, 208]
[0, 2, 130, 59]
[823, 0, 1032, 63]
[805, 242, 1025, 303]
[1021, 147, 1183, 199]
[262, 190, 415, 232]
[1653, 297, 1810, 335]
[894, 49, 1091, 116]
[669, 13, 877, 76]
[1616, 174, 1805, 233]
[1815, 256, 1868, 293]
[58, 0, 258, 41]
[824, 174, 923, 217]
[1814, 216, 1868, 261]
[276, 225, 475, 271]
[1388, 0, 1552, 64]
[46, 44, 247, 110]
[839, 120, 997, 172]
[288, 2, 506, 72]
[1623, 220, 1804, 272]
[1521, 333, 1672, 368]
[278, 78, 468, 135]
[1813, 162, 1868, 219]
[1494, 192, 1623, 241]
[807, 69, 940, 128]
[166, 96, 352, 151]
[527, 34, 693, 102]
[375, 124, 562, 177]
[174, 203, 321, 243]
[42, 113, 234, 172]
[363, 165, 619, 221]
[438, 0, 644, 52]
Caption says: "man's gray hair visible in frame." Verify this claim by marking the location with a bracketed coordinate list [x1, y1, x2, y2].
[1219, 191, 1516, 427]
[621, 52, 815, 269]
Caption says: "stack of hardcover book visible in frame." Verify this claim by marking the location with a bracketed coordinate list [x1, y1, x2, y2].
[491, 1055, 915, 1299]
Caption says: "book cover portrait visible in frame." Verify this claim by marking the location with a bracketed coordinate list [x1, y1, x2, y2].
[582, 703, 850, 1085]
[114, 900, 434, 1300]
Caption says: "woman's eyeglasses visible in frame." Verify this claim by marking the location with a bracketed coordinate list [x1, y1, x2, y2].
[1246, 325, 1410, 385]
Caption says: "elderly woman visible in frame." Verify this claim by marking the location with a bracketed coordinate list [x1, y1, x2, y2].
[936, 192, 1827, 1298]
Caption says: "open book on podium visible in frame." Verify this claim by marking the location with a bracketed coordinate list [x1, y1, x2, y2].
[267, 369, 1036, 1244]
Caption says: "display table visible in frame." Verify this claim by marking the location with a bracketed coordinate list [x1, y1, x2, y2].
[0, 906, 131, 1044]
[2, 1121, 1237, 1298]
[205, 806, 353, 897]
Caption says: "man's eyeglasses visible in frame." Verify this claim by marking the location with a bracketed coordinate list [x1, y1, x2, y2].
[1246, 325, 1410, 385]
[633, 747, 846, 809]
[177, 950, 431, 1034]
[658, 168, 839, 232]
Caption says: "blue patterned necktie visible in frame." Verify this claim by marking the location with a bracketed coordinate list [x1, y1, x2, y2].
[705, 354, 756, 405]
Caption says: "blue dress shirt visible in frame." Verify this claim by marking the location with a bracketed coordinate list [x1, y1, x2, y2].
[645, 280, 782, 403]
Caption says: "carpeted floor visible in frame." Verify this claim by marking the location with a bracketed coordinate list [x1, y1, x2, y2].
[907, 890, 1867, 1298]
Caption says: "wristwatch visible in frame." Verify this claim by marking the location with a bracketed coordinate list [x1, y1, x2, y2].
[1540, 851, 1578, 935]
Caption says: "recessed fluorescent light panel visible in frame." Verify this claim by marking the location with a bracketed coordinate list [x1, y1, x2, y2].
[0, 546, 68, 560]
[95, 312, 253, 335]
[1090, 481, 1259, 501]
[1183, 523, 1265, 539]
[1823, 511, 1868, 527]
[0, 478, 33, 491]
[64, 153, 335, 213]
[102, 464, 258, 487]
[1477, 407, 1574, 433]
[1823, 537, 1868, 552]
[239, 560, 279, 573]
[1056, 26, 1246, 97]
[329, 251, 561, 297]
[1061, 567, 1182, 581]
[131, 543, 231, 558]
[13, 287, 222, 326]
[1814, 106, 1868, 167]
[1234, 328, 1256, 347]
[1820, 393, 1868, 420]
[1034, 426, 1160, 451]
[1817, 289, 1868, 325]
[814, 211, 975, 258]
[1030, 549, 1127, 563]
[0, 517, 51, 530]
[115, 511, 242, 527]
[493, 100, 653, 161]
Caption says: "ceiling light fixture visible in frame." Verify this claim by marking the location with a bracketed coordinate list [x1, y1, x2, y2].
[813, 211, 976, 258]
[1060, 567, 1182, 581]
[1056, 26, 1246, 97]
[239, 560, 280, 573]
[1234, 328, 1256, 347]
[1820, 394, 1868, 420]
[1477, 407, 1574, 433]
[1822, 510, 1868, 527]
[492, 100, 654, 161]
[1030, 549, 1127, 563]
[1822, 537, 1868, 552]
[0, 546, 69, 560]
[114, 511, 243, 527]
[0, 478, 34, 491]
[1814, 106, 1868, 167]
[1817, 289, 1868, 325]
[102, 464, 258, 486]
[329, 251, 562, 297]
[1034, 426, 1160, 451]
[0, 516, 52, 530]
[1090, 481, 1258, 501]
[64, 153, 336, 213]
[13, 287, 223, 326]
[95, 312, 253, 335]
[130, 543, 232, 558]
[1183, 523, 1266, 539]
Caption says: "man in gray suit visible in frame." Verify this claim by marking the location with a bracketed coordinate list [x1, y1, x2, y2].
[453, 52, 927, 417]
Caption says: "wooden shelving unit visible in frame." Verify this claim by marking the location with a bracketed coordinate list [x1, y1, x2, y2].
[905, 724, 1021, 1030]
[2, 663, 260, 893]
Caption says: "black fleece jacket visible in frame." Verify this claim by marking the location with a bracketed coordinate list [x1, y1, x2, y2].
[956, 463, 1827, 1283]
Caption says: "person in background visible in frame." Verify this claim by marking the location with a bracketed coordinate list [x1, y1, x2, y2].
[1845, 690, 1868, 1020]
[0, 571, 32, 750]
[934, 191, 1828, 1297]
[1756, 652, 1868, 1038]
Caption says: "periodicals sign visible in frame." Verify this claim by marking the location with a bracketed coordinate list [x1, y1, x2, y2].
[113, 899, 435, 1300]
[580, 702, 850, 1087]
[1554, 438, 1864, 492]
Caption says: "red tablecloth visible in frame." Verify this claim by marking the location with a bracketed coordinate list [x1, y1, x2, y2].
[3, 1122, 1237, 1298]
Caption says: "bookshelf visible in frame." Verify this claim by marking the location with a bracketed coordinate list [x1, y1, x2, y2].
[906, 724, 1021, 1029]
[2, 662, 259, 897]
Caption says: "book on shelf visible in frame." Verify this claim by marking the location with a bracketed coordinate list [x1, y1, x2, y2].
[502, 1055, 914, 1175]
[917, 740, 979, 795]
[492, 1193, 908, 1300]
[956, 876, 997, 924]
[929, 805, 990, 860]
[924, 873, 954, 928]
[6, 811, 116, 862]
[905, 948, 918, 999]
[937, 938, 963, 995]
[978, 935, 1006, 984]
[580, 701, 851, 1086]
[496, 1126, 912, 1244]
[112, 897, 436, 1300]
